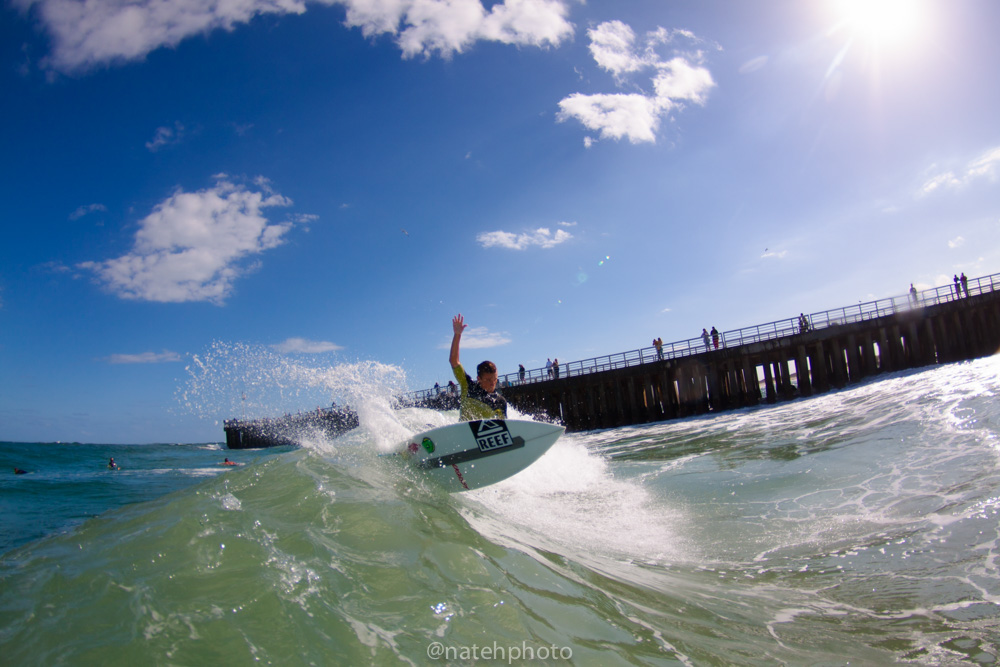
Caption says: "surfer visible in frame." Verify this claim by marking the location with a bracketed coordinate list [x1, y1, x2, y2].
[14, 467, 27, 475]
[222, 458, 238, 466]
[107, 458, 117, 470]
[449, 314, 508, 421]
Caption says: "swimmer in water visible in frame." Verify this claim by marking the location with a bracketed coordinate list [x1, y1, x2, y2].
[108, 458, 117, 470]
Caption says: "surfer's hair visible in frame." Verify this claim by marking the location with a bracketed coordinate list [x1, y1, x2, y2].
[477, 361, 497, 376]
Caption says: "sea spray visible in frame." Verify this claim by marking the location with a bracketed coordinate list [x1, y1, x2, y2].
[176, 341, 414, 445]
[178, 341, 319, 421]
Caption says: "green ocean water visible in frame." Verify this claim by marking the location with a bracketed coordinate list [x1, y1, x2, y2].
[2, 358, 999, 665]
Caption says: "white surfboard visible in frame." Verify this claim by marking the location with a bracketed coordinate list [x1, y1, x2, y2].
[394, 419, 565, 492]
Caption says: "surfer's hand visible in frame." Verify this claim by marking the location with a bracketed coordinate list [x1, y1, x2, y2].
[452, 314, 467, 336]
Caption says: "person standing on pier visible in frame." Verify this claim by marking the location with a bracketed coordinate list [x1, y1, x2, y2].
[449, 314, 507, 421]
[961, 273, 969, 297]
[711, 326, 720, 349]
[954, 275, 962, 299]
[702, 328, 711, 351]
[909, 283, 919, 306]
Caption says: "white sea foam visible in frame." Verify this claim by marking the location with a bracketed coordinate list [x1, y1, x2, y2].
[460, 434, 691, 565]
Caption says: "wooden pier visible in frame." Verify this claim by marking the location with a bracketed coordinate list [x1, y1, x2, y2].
[405, 273, 1000, 432]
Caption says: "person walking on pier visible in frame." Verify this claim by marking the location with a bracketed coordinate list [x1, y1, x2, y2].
[654, 337, 664, 360]
[449, 314, 507, 421]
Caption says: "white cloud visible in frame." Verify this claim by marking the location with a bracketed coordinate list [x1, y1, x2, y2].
[440, 325, 510, 349]
[23, 0, 308, 73]
[587, 20, 644, 77]
[965, 146, 1000, 180]
[345, 0, 573, 58]
[78, 177, 300, 304]
[557, 21, 716, 145]
[557, 92, 661, 143]
[948, 236, 965, 249]
[146, 122, 186, 152]
[21, 0, 573, 73]
[653, 57, 714, 105]
[477, 0, 572, 49]
[919, 171, 960, 195]
[920, 146, 1000, 195]
[476, 226, 573, 249]
[107, 350, 182, 364]
[271, 337, 344, 353]
[69, 203, 107, 220]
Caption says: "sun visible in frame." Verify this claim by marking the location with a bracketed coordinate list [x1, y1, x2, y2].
[831, 0, 928, 50]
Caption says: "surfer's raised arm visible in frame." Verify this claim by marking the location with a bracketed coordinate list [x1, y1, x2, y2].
[450, 314, 467, 368]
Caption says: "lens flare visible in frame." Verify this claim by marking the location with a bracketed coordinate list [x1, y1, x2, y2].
[831, 0, 928, 50]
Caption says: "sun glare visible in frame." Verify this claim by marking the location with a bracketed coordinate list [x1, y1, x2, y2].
[833, 0, 927, 50]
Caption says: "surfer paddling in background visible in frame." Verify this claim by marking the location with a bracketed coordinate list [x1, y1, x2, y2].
[450, 314, 508, 421]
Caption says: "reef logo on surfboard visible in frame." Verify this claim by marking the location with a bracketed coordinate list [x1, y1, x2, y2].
[470, 420, 515, 452]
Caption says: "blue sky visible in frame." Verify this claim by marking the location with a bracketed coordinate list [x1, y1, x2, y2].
[2, 0, 999, 443]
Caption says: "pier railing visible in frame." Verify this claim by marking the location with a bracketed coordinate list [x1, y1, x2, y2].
[402, 272, 998, 405]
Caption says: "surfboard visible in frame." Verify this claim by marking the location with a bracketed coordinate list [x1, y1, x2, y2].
[394, 419, 564, 492]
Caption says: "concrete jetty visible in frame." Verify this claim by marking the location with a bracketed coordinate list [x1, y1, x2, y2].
[404, 272, 1000, 432]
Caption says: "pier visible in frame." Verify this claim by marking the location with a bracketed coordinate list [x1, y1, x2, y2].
[404, 272, 1000, 432]
[224, 406, 359, 449]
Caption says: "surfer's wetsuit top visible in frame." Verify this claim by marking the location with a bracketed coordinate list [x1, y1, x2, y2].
[453, 363, 508, 421]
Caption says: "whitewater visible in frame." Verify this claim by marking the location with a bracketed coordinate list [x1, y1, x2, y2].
[2, 356, 999, 664]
